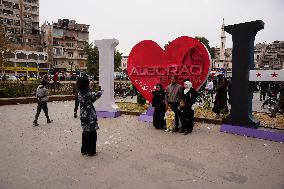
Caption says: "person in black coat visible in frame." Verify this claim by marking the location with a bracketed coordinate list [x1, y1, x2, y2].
[212, 74, 228, 117]
[179, 81, 198, 134]
[152, 84, 166, 129]
[178, 99, 193, 135]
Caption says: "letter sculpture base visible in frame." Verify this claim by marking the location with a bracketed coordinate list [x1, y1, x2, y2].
[220, 124, 284, 143]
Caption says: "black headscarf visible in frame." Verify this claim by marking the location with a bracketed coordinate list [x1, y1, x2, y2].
[156, 84, 165, 93]
[77, 77, 90, 93]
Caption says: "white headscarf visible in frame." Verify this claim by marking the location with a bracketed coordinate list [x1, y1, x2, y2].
[184, 81, 192, 94]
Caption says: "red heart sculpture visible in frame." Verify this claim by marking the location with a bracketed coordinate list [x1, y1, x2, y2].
[128, 36, 211, 103]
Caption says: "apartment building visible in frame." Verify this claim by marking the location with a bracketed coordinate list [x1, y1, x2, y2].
[41, 19, 89, 73]
[0, 0, 49, 77]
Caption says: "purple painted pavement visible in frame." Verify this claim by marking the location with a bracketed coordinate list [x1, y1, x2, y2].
[96, 111, 122, 118]
[220, 124, 284, 143]
[138, 106, 154, 123]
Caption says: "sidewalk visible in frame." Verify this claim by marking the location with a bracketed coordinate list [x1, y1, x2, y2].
[0, 101, 283, 189]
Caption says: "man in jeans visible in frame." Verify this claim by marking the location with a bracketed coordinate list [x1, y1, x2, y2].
[33, 81, 53, 126]
[165, 76, 183, 132]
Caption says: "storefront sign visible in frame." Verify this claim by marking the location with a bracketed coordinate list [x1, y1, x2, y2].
[1, 67, 38, 72]
[127, 36, 211, 102]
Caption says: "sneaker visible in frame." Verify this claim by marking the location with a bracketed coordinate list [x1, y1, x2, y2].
[47, 119, 53, 124]
[184, 131, 189, 135]
[33, 121, 39, 126]
[165, 129, 169, 132]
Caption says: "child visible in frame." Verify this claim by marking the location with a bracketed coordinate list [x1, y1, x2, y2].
[178, 99, 194, 135]
[164, 104, 175, 132]
[33, 81, 53, 126]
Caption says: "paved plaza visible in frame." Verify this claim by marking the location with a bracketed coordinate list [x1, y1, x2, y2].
[0, 101, 283, 189]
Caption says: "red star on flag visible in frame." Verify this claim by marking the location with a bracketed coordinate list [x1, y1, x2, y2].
[271, 72, 278, 77]
[256, 73, 261, 77]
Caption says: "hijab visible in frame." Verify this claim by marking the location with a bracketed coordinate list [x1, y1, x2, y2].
[184, 81, 192, 94]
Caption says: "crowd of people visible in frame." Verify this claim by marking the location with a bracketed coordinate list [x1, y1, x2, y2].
[31, 74, 283, 158]
[151, 75, 231, 134]
[152, 76, 198, 135]
[258, 81, 284, 117]
[152, 74, 284, 134]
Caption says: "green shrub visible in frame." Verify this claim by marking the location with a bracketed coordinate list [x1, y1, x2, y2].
[137, 93, 146, 105]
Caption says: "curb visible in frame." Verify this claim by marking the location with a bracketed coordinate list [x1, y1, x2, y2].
[0, 95, 75, 106]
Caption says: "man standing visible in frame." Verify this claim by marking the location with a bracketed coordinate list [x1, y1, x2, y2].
[165, 76, 183, 132]
[212, 74, 228, 118]
[259, 81, 268, 101]
[33, 81, 53, 126]
[205, 77, 214, 101]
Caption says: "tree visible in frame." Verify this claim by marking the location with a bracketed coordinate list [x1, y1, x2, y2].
[164, 37, 215, 59]
[164, 41, 171, 49]
[85, 43, 99, 78]
[114, 50, 122, 72]
[85, 44, 123, 78]
[0, 25, 14, 68]
[195, 36, 215, 59]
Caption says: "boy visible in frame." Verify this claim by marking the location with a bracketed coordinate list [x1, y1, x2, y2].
[33, 81, 53, 126]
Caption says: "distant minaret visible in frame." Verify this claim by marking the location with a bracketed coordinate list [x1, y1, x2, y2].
[220, 18, 226, 61]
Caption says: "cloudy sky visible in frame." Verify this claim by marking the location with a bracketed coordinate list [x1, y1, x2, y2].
[40, 0, 284, 55]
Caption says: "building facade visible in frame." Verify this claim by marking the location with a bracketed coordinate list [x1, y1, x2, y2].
[0, 0, 41, 49]
[257, 41, 284, 70]
[3, 50, 48, 76]
[0, 0, 49, 77]
[41, 19, 89, 73]
[121, 56, 128, 70]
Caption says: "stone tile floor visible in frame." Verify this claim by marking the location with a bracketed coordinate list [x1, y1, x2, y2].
[0, 101, 283, 189]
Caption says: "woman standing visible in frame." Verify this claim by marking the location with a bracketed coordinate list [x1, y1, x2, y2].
[212, 74, 228, 118]
[180, 81, 198, 133]
[152, 84, 166, 129]
[77, 77, 99, 156]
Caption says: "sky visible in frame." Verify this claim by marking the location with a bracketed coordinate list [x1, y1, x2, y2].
[39, 0, 284, 55]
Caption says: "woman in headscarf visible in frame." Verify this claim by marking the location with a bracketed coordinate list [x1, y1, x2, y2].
[180, 80, 198, 133]
[152, 84, 166, 129]
[77, 77, 100, 156]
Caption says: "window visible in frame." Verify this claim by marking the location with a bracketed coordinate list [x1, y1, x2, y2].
[39, 63, 49, 68]
[38, 55, 44, 60]
[27, 62, 37, 68]
[7, 19, 13, 25]
[14, 20, 20, 26]
[16, 62, 27, 67]
[68, 52, 73, 57]
[28, 53, 38, 60]
[66, 42, 74, 47]
[16, 53, 27, 60]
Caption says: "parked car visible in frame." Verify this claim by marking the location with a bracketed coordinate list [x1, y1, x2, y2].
[7, 75, 18, 81]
